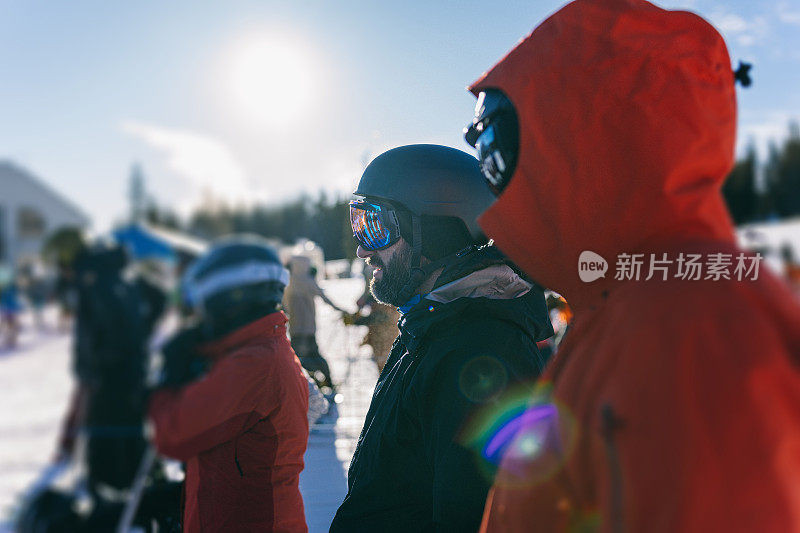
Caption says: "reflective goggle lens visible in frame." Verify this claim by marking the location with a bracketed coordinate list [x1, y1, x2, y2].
[464, 89, 519, 196]
[350, 202, 396, 250]
[475, 125, 508, 191]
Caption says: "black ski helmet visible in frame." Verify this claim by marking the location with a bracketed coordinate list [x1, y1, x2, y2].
[353, 144, 495, 303]
[183, 235, 289, 336]
[355, 144, 494, 242]
[74, 238, 128, 281]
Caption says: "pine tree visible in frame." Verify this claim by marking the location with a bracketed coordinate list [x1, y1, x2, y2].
[722, 144, 758, 224]
[129, 163, 146, 224]
[771, 122, 800, 218]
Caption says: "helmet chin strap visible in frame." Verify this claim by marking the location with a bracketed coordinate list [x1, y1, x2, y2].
[396, 214, 427, 305]
[395, 214, 483, 306]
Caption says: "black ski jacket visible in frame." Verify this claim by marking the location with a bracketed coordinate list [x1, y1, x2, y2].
[330, 261, 553, 532]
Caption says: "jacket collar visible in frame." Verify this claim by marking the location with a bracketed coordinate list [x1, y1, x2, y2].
[426, 264, 531, 304]
[398, 264, 549, 353]
[198, 311, 288, 358]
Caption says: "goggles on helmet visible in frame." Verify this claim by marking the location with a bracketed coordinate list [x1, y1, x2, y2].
[463, 89, 519, 196]
[349, 199, 402, 251]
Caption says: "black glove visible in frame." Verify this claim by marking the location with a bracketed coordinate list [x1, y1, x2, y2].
[157, 324, 210, 388]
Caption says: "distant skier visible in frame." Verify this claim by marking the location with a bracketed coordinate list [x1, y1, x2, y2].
[55, 242, 165, 492]
[21, 269, 49, 331]
[344, 263, 399, 373]
[24, 242, 175, 531]
[21, 241, 180, 533]
[0, 277, 22, 349]
[149, 235, 309, 533]
[283, 255, 346, 394]
[54, 258, 78, 333]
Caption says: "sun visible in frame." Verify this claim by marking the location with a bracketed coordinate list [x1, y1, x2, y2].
[228, 36, 315, 127]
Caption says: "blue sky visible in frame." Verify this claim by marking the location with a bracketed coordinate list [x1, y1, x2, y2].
[1, 0, 799, 230]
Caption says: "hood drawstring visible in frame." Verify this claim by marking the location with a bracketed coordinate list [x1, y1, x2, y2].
[733, 61, 752, 87]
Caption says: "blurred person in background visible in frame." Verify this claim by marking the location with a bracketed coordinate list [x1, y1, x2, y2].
[343, 262, 400, 373]
[175, 248, 328, 427]
[20, 265, 49, 331]
[463, 0, 800, 530]
[284, 254, 347, 395]
[54, 257, 78, 333]
[535, 294, 572, 360]
[149, 235, 309, 533]
[53, 242, 166, 489]
[0, 275, 23, 349]
[331, 145, 553, 532]
[22, 241, 177, 531]
[55, 242, 166, 486]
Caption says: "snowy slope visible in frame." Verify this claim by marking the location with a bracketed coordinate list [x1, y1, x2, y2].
[0, 309, 73, 527]
[300, 277, 378, 532]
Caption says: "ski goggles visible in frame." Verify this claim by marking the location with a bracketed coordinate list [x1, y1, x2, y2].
[464, 89, 519, 195]
[349, 199, 402, 251]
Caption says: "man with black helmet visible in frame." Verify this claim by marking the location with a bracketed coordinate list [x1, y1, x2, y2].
[330, 144, 553, 532]
[148, 235, 309, 533]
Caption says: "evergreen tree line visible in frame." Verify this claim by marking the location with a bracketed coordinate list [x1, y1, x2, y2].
[145, 123, 800, 259]
[147, 193, 356, 260]
[723, 122, 800, 225]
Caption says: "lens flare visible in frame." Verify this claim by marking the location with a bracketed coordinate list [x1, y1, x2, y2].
[483, 403, 556, 462]
[458, 356, 508, 404]
[460, 380, 578, 488]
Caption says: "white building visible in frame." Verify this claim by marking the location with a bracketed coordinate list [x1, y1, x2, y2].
[0, 161, 89, 269]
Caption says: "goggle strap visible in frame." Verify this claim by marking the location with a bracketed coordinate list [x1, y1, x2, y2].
[395, 252, 463, 307]
[394, 214, 425, 305]
[382, 209, 400, 235]
[411, 214, 423, 269]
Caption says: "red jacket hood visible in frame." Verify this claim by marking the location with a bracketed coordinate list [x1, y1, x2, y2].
[471, 0, 737, 312]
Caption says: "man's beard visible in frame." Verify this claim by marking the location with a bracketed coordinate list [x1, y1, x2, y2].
[369, 244, 414, 307]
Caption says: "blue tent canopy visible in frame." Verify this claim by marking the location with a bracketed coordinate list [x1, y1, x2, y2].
[113, 225, 175, 261]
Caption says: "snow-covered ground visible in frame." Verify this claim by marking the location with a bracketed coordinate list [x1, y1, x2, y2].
[300, 277, 378, 532]
[0, 277, 378, 532]
[0, 308, 74, 530]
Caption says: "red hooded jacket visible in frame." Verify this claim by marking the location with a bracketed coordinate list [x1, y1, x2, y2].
[470, 0, 800, 531]
[149, 312, 309, 532]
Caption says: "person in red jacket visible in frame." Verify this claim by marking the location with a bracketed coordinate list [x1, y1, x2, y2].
[463, 0, 800, 531]
[149, 235, 309, 532]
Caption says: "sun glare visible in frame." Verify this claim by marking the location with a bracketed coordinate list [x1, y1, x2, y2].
[228, 37, 315, 127]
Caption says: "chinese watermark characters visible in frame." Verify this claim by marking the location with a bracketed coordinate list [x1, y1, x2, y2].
[579, 250, 762, 282]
